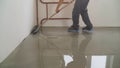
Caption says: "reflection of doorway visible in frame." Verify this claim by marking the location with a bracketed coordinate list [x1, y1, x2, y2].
[107, 55, 120, 68]
[88, 55, 120, 68]
[91, 56, 107, 68]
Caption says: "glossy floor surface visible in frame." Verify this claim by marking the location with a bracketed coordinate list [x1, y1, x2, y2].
[0, 27, 120, 68]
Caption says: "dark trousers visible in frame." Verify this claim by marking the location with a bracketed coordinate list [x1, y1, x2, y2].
[72, 0, 93, 28]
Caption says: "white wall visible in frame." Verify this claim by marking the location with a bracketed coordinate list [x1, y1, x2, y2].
[0, 0, 36, 63]
[38, 0, 120, 27]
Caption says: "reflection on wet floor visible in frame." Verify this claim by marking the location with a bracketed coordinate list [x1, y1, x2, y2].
[0, 27, 120, 68]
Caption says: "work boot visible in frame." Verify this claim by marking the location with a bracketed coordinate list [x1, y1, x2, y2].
[68, 25, 80, 32]
[82, 26, 93, 33]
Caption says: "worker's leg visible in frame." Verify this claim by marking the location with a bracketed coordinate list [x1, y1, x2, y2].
[68, 0, 80, 32]
[80, 0, 93, 29]
[72, 0, 81, 27]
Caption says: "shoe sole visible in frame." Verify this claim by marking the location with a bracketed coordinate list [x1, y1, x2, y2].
[82, 29, 93, 33]
[68, 29, 80, 32]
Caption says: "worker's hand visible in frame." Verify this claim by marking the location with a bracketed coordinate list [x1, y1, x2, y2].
[55, 9, 60, 13]
[55, 0, 64, 13]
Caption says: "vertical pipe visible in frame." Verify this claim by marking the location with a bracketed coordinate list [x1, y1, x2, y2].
[46, 4, 48, 19]
[36, 0, 39, 25]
